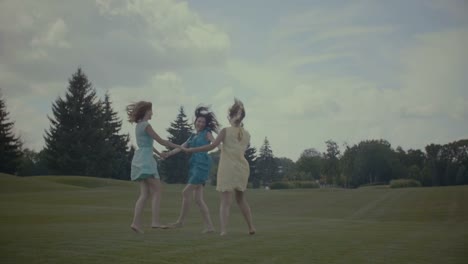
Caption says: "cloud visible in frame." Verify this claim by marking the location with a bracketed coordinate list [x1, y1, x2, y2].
[1, 0, 467, 162]
[0, 0, 230, 152]
[397, 30, 468, 120]
[31, 18, 70, 49]
[0, 0, 230, 90]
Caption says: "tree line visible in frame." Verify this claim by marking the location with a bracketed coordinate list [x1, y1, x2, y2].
[1, 68, 467, 188]
[250, 139, 468, 188]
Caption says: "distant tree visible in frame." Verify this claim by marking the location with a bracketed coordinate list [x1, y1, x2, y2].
[341, 140, 402, 187]
[244, 144, 258, 188]
[301, 148, 321, 158]
[161, 106, 192, 183]
[322, 140, 341, 185]
[256, 137, 277, 186]
[43, 68, 105, 176]
[275, 157, 296, 181]
[101, 92, 131, 179]
[0, 91, 22, 174]
[296, 153, 322, 182]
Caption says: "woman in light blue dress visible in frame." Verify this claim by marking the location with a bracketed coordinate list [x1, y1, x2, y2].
[126, 101, 181, 234]
[164, 105, 219, 232]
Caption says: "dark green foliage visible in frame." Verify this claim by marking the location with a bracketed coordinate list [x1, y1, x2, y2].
[269, 181, 290, 189]
[256, 137, 277, 186]
[390, 179, 422, 188]
[160, 106, 192, 183]
[292, 181, 320, 189]
[100, 92, 131, 179]
[17, 149, 49, 176]
[269, 181, 320, 189]
[0, 92, 22, 174]
[244, 144, 258, 188]
[340, 140, 402, 188]
[322, 140, 341, 185]
[43, 68, 130, 178]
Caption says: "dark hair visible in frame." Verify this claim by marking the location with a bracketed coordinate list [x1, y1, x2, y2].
[228, 98, 245, 126]
[126, 101, 152, 123]
[194, 105, 220, 133]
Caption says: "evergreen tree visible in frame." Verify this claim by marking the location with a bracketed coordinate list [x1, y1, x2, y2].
[256, 137, 277, 186]
[322, 140, 341, 185]
[101, 92, 131, 179]
[0, 92, 22, 174]
[244, 144, 258, 188]
[161, 106, 192, 183]
[44, 68, 104, 176]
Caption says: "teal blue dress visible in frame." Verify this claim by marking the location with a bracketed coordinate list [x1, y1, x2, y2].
[187, 129, 212, 184]
[131, 121, 159, 181]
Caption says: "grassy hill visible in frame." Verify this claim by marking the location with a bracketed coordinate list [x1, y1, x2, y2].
[0, 173, 466, 263]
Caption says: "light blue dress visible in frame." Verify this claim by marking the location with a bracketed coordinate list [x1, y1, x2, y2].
[187, 129, 212, 184]
[131, 121, 159, 181]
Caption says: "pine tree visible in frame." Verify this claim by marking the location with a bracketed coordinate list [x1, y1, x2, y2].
[101, 92, 131, 179]
[256, 137, 277, 186]
[44, 68, 104, 176]
[0, 92, 22, 174]
[244, 144, 258, 188]
[161, 106, 193, 183]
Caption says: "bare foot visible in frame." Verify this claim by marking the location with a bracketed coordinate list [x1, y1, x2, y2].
[130, 225, 144, 234]
[220, 231, 227, 236]
[151, 225, 169, 229]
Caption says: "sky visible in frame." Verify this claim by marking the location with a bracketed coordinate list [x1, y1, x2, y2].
[1, 0, 467, 161]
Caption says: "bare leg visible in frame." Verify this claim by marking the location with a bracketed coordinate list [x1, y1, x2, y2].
[219, 191, 232, 236]
[147, 178, 165, 228]
[235, 190, 256, 235]
[131, 180, 150, 233]
[171, 184, 196, 227]
[194, 185, 214, 233]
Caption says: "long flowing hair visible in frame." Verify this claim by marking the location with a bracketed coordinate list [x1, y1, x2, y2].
[126, 101, 152, 123]
[228, 98, 246, 140]
[228, 98, 245, 126]
[194, 105, 220, 133]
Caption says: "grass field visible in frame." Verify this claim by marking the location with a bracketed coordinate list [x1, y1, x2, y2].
[1, 173, 467, 264]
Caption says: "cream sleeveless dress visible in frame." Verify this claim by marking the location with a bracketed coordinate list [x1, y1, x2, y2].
[216, 126, 250, 192]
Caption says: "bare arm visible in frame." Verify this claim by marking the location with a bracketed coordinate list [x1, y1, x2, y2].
[185, 128, 226, 153]
[206, 131, 221, 151]
[165, 141, 189, 157]
[145, 124, 180, 149]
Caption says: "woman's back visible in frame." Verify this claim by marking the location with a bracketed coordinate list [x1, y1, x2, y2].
[217, 126, 250, 192]
[221, 127, 250, 157]
[135, 121, 152, 148]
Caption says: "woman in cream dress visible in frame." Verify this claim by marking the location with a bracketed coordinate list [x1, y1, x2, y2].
[184, 99, 256, 236]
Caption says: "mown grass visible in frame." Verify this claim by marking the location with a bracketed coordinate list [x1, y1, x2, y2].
[0, 173, 467, 264]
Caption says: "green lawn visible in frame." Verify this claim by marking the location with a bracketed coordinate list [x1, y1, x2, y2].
[1, 173, 467, 264]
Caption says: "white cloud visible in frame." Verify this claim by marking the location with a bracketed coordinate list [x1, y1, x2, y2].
[1, 0, 467, 162]
[31, 18, 70, 49]
[96, 0, 230, 62]
[0, 0, 231, 152]
[397, 30, 468, 120]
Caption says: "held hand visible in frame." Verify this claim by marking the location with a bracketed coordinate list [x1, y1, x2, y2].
[160, 152, 169, 160]
[181, 146, 191, 153]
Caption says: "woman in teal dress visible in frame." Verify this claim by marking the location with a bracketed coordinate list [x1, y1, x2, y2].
[164, 105, 219, 232]
[126, 101, 181, 234]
